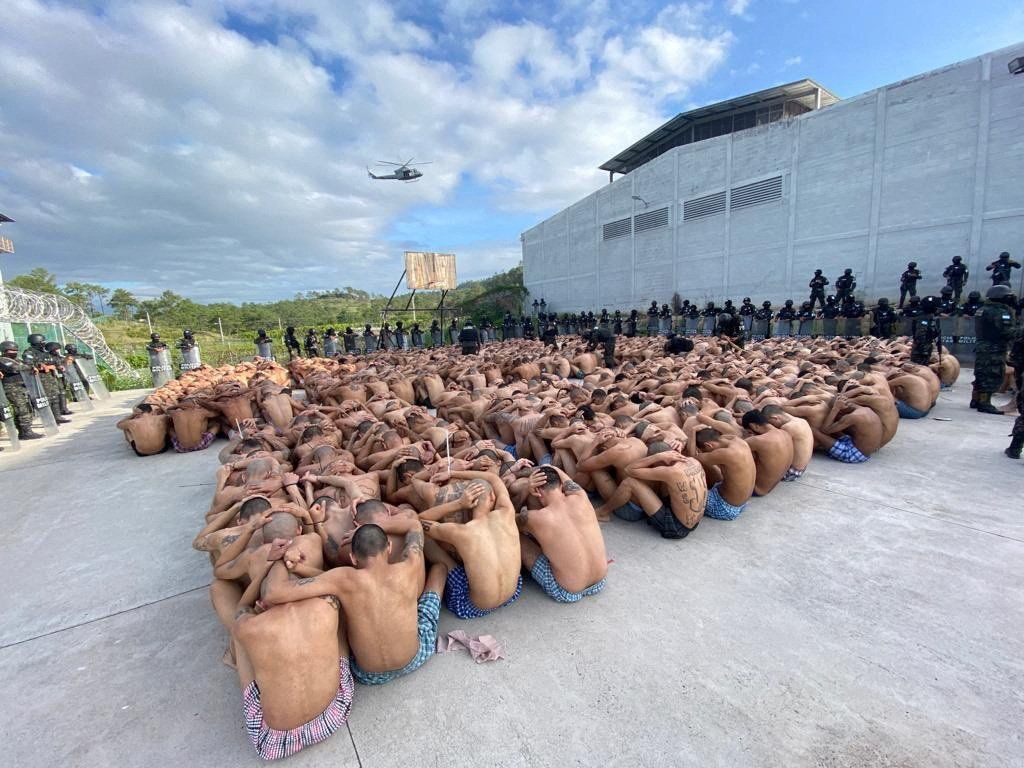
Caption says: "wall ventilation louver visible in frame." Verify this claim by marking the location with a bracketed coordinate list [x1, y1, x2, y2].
[633, 206, 670, 232]
[682, 191, 727, 220]
[729, 175, 783, 210]
[602, 217, 632, 240]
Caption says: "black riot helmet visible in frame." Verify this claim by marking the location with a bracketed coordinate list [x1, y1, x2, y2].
[826, 295, 836, 304]
[908, 261, 917, 268]
[64, 344, 78, 355]
[286, 326, 296, 334]
[44, 341, 62, 353]
[27, 333, 46, 347]
[843, 268, 852, 275]
[998, 251, 1010, 260]
[878, 297, 889, 305]
[183, 329, 194, 338]
[919, 296, 940, 314]
[364, 324, 372, 332]
[762, 301, 771, 308]
[257, 328, 267, 338]
[1, 341, 19, 355]
[346, 327, 354, 334]
[724, 299, 734, 307]
[742, 297, 751, 303]
[952, 255, 962, 263]
[967, 290, 981, 302]
[717, 313, 731, 327]
[909, 295, 921, 304]
[987, 285, 1012, 301]
[784, 299, 794, 307]
[814, 269, 822, 275]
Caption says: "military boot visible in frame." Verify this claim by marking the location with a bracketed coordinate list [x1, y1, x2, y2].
[18, 427, 44, 440]
[976, 393, 1002, 415]
[969, 385, 979, 409]
[1006, 434, 1024, 459]
[58, 392, 73, 416]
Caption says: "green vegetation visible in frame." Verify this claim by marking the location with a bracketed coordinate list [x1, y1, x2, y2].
[4, 265, 527, 389]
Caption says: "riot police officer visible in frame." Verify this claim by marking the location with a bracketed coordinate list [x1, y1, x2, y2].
[835, 268, 856, 304]
[254, 328, 274, 359]
[646, 301, 659, 335]
[722, 299, 736, 316]
[959, 291, 983, 317]
[943, 256, 969, 302]
[701, 301, 718, 319]
[842, 297, 866, 319]
[971, 284, 1017, 414]
[363, 324, 379, 353]
[283, 326, 301, 359]
[910, 296, 942, 364]
[870, 298, 897, 337]
[900, 295, 924, 318]
[754, 301, 773, 321]
[738, 297, 755, 317]
[323, 327, 339, 355]
[585, 324, 616, 367]
[304, 328, 321, 357]
[899, 262, 922, 308]
[43, 341, 74, 416]
[937, 286, 958, 316]
[808, 270, 828, 310]
[715, 312, 744, 348]
[776, 300, 797, 321]
[146, 333, 167, 352]
[0, 341, 44, 440]
[343, 327, 358, 354]
[458, 320, 482, 355]
[821, 295, 841, 319]
[612, 310, 623, 335]
[411, 323, 424, 348]
[986, 251, 1021, 287]
[625, 310, 638, 338]
[23, 334, 69, 422]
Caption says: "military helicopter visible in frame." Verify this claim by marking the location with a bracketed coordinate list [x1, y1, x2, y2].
[367, 158, 431, 182]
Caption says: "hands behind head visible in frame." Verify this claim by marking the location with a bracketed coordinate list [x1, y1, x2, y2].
[266, 538, 293, 561]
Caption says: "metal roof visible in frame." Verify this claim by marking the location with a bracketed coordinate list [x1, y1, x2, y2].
[0, 213, 14, 224]
[599, 79, 839, 174]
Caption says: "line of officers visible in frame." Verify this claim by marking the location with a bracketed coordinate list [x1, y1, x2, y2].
[0, 333, 94, 447]
[260, 320, 504, 359]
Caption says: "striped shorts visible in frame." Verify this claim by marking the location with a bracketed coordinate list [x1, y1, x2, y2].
[352, 592, 440, 685]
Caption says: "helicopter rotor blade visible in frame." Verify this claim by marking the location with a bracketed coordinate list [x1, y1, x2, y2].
[377, 161, 403, 166]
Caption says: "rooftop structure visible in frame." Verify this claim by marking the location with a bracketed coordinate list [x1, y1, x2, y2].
[599, 79, 839, 177]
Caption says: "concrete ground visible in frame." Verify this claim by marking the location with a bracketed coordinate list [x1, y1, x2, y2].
[0, 377, 1021, 767]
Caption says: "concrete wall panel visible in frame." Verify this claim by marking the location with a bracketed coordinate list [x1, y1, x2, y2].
[873, 222, 972, 298]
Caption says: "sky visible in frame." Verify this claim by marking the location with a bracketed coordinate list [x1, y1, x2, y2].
[0, 0, 1021, 303]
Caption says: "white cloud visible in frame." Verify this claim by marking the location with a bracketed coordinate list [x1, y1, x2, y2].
[0, 0, 737, 301]
[784, 55, 803, 68]
[725, 0, 752, 17]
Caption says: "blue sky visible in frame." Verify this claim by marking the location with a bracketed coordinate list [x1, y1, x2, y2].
[0, 0, 1021, 302]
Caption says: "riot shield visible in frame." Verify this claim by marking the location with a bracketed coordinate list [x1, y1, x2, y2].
[684, 317, 699, 336]
[750, 319, 768, 340]
[646, 318, 658, 336]
[63, 363, 95, 411]
[149, 348, 173, 388]
[955, 316, 978, 347]
[180, 345, 202, 372]
[797, 319, 814, 338]
[742, 315, 754, 333]
[74, 357, 111, 400]
[255, 340, 275, 360]
[364, 335, 378, 353]
[821, 318, 837, 338]
[898, 318, 914, 338]
[323, 337, 339, 356]
[431, 329, 443, 347]
[0, 385, 20, 451]
[24, 373, 59, 435]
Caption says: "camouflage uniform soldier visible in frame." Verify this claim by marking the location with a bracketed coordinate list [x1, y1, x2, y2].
[971, 285, 1016, 414]
[0, 341, 45, 440]
[22, 334, 70, 422]
[1006, 322, 1024, 459]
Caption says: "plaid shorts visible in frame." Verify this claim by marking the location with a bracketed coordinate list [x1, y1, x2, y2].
[530, 554, 605, 603]
[827, 435, 869, 463]
[444, 565, 521, 619]
[351, 592, 441, 685]
[242, 657, 354, 761]
[783, 466, 805, 482]
[704, 482, 745, 521]
[171, 431, 215, 453]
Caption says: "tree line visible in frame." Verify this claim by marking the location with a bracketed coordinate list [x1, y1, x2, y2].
[4, 265, 528, 334]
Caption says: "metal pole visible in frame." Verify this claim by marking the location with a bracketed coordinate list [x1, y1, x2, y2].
[146, 311, 153, 334]
[217, 317, 225, 342]
[412, 294, 416, 323]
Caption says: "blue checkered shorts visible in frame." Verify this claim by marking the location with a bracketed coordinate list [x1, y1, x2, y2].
[351, 592, 440, 685]
[827, 435, 869, 463]
[530, 554, 605, 603]
[704, 482, 745, 521]
[444, 565, 521, 619]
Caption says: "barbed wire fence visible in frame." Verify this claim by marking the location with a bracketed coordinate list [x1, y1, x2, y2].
[0, 285, 142, 380]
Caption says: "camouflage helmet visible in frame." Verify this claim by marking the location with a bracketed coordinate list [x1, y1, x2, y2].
[986, 284, 1012, 300]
